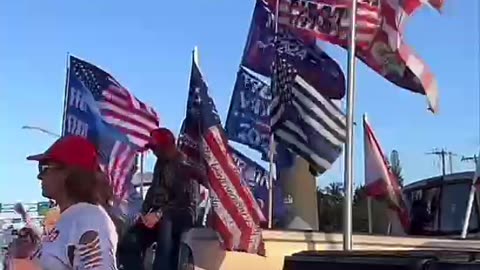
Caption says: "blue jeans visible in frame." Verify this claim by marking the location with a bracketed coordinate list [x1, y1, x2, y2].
[118, 214, 190, 270]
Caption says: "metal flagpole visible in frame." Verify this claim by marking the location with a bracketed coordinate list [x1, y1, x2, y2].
[139, 152, 145, 198]
[367, 197, 373, 234]
[343, 0, 359, 251]
[364, 114, 372, 234]
[268, 0, 281, 229]
[61, 52, 71, 136]
[461, 155, 479, 238]
[268, 136, 276, 229]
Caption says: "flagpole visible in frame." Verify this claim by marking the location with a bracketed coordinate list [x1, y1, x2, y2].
[267, 0, 281, 230]
[343, 0, 358, 251]
[193, 46, 199, 65]
[61, 52, 71, 136]
[364, 114, 372, 235]
[367, 197, 373, 234]
[268, 136, 276, 228]
[139, 152, 145, 198]
[461, 156, 479, 238]
[192, 45, 209, 226]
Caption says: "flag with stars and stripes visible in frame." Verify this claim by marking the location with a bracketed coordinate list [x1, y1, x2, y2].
[275, 0, 382, 50]
[270, 0, 442, 112]
[69, 56, 159, 148]
[178, 50, 265, 255]
[96, 136, 138, 200]
[64, 56, 156, 200]
[270, 56, 346, 175]
[241, 0, 346, 100]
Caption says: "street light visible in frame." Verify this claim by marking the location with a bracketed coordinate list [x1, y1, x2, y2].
[21, 125, 60, 138]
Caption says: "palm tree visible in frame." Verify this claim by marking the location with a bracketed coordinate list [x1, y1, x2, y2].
[325, 182, 344, 197]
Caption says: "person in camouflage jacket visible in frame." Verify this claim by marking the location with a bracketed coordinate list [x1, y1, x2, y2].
[118, 128, 196, 270]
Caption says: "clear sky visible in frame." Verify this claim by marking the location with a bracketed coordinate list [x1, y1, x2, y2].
[0, 1, 478, 203]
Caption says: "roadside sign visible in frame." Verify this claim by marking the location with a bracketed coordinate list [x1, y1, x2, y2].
[37, 201, 50, 216]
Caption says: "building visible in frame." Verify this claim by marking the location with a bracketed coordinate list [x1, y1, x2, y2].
[403, 171, 477, 235]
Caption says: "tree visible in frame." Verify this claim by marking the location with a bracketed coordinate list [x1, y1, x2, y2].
[352, 185, 370, 233]
[325, 182, 344, 197]
[390, 150, 404, 187]
[317, 182, 343, 232]
[317, 182, 370, 233]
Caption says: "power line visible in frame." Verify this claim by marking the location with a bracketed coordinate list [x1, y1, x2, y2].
[461, 154, 478, 165]
[425, 148, 458, 231]
[426, 148, 458, 175]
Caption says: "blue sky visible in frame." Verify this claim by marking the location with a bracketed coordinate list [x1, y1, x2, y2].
[0, 1, 478, 203]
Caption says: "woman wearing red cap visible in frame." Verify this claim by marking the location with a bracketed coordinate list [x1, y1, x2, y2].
[8, 135, 118, 270]
[118, 128, 196, 270]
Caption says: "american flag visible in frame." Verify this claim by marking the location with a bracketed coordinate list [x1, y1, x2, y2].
[178, 50, 265, 255]
[276, 0, 382, 49]
[242, 0, 346, 100]
[270, 55, 346, 174]
[93, 125, 138, 199]
[106, 141, 137, 198]
[68, 56, 158, 199]
[272, 0, 442, 112]
[70, 56, 159, 148]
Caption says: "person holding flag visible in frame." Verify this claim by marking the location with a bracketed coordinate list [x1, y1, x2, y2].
[117, 128, 196, 270]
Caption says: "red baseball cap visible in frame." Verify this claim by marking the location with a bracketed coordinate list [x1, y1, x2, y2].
[26, 135, 99, 172]
[144, 128, 176, 150]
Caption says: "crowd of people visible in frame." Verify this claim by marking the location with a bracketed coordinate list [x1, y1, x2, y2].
[5, 128, 196, 270]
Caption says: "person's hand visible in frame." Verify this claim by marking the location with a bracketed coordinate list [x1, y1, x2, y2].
[8, 238, 37, 259]
[141, 212, 161, 228]
[8, 228, 40, 259]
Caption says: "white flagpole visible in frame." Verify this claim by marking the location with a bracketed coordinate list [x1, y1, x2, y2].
[193, 46, 200, 65]
[367, 197, 373, 234]
[139, 152, 145, 198]
[364, 114, 372, 234]
[61, 52, 71, 136]
[387, 215, 392, 235]
[343, 0, 359, 251]
[461, 155, 479, 238]
[268, 136, 276, 228]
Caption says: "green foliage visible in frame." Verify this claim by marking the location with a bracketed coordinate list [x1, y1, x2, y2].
[317, 184, 370, 233]
[316, 151, 406, 232]
[390, 150, 404, 187]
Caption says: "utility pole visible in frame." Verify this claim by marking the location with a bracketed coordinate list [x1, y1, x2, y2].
[425, 148, 457, 230]
[461, 155, 479, 165]
[426, 148, 457, 175]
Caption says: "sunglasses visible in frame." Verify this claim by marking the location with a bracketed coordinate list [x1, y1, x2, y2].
[38, 164, 61, 174]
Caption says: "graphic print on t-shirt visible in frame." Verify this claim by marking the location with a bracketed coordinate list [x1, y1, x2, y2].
[76, 230, 103, 268]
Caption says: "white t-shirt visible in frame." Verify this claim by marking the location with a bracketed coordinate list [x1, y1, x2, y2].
[34, 203, 118, 270]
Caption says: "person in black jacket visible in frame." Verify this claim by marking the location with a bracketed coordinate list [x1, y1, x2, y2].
[409, 199, 433, 235]
[118, 128, 195, 270]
